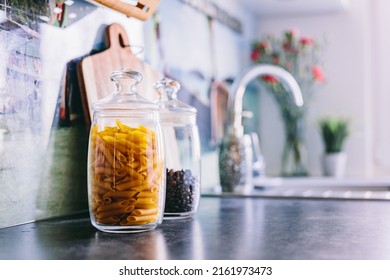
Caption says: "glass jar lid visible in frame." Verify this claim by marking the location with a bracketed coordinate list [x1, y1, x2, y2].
[154, 78, 197, 114]
[154, 78, 197, 125]
[92, 68, 158, 112]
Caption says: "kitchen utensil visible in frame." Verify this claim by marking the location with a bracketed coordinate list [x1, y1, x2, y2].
[90, 0, 160, 20]
[78, 23, 162, 126]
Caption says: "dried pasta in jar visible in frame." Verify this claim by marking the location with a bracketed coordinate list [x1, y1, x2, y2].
[89, 120, 164, 231]
[87, 69, 165, 233]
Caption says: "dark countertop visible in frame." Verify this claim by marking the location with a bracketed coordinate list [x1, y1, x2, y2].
[1, 196, 390, 260]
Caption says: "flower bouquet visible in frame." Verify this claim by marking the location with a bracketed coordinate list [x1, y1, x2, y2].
[250, 29, 326, 176]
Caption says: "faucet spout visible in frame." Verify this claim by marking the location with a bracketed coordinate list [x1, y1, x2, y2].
[227, 64, 304, 136]
[219, 64, 304, 193]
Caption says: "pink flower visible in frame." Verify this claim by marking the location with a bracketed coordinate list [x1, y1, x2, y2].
[260, 40, 270, 50]
[285, 28, 299, 39]
[312, 65, 325, 82]
[299, 37, 314, 46]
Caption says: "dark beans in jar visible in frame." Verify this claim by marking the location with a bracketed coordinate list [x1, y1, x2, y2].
[165, 169, 197, 213]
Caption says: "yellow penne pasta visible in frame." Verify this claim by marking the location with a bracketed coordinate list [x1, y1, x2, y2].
[124, 205, 135, 213]
[114, 132, 128, 139]
[97, 143, 114, 168]
[101, 135, 116, 146]
[137, 155, 149, 172]
[136, 197, 157, 205]
[137, 125, 149, 134]
[119, 220, 148, 226]
[113, 137, 139, 149]
[131, 146, 152, 155]
[93, 149, 105, 167]
[116, 175, 131, 184]
[114, 179, 144, 191]
[91, 198, 104, 211]
[96, 207, 127, 219]
[116, 120, 134, 133]
[110, 142, 130, 155]
[132, 208, 158, 216]
[90, 120, 163, 227]
[102, 175, 114, 182]
[94, 185, 109, 195]
[97, 216, 120, 224]
[97, 200, 130, 213]
[134, 204, 157, 209]
[95, 166, 114, 175]
[96, 181, 111, 191]
[147, 183, 159, 193]
[124, 165, 146, 180]
[131, 182, 150, 192]
[114, 150, 127, 162]
[91, 124, 98, 134]
[114, 166, 127, 177]
[127, 215, 157, 222]
[102, 125, 118, 134]
[103, 190, 138, 198]
[127, 160, 140, 169]
[138, 190, 158, 198]
[148, 163, 163, 183]
[129, 130, 150, 143]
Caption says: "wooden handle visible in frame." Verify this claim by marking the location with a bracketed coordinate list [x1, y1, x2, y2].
[92, 0, 160, 21]
[105, 23, 130, 50]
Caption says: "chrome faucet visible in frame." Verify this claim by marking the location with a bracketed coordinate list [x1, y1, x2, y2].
[218, 64, 304, 193]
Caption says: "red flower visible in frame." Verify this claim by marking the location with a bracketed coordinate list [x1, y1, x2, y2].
[312, 65, 325, 82]
[262, 74, 278, 84]
[251, 49, 261, 61]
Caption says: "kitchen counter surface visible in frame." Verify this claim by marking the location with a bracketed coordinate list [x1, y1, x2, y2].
[1, 195, 390, 260]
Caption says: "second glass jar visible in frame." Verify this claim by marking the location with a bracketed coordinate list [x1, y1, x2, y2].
[154, 78, 201, 219]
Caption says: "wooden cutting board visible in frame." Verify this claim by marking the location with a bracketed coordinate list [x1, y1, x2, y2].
[78, 23, 162, 126]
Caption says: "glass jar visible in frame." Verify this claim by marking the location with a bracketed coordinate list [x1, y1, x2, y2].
[154, 78, 201, 219]
[87, 69, 165, 233]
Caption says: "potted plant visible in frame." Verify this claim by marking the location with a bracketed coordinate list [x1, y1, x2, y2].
[318, 116, 349, 177]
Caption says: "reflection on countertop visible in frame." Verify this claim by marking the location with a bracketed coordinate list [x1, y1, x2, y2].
[202, 176, 390, 201]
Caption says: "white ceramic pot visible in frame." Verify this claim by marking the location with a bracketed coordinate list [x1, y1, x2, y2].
[322, 152, 347, 177]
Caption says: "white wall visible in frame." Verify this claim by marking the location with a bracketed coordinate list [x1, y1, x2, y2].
[371, 0, 390, 176]
[255, 0, 376, 177]
[144, 0, 257, 188]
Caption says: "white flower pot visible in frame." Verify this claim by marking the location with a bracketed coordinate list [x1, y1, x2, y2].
[322, 152, 347, 177]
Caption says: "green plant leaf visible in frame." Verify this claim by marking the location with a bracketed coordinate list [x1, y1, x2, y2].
[318, 117, 349, 153]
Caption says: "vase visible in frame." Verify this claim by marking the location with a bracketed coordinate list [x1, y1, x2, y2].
[280, 107, 309, 177]
[322, 152, 347, 177]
